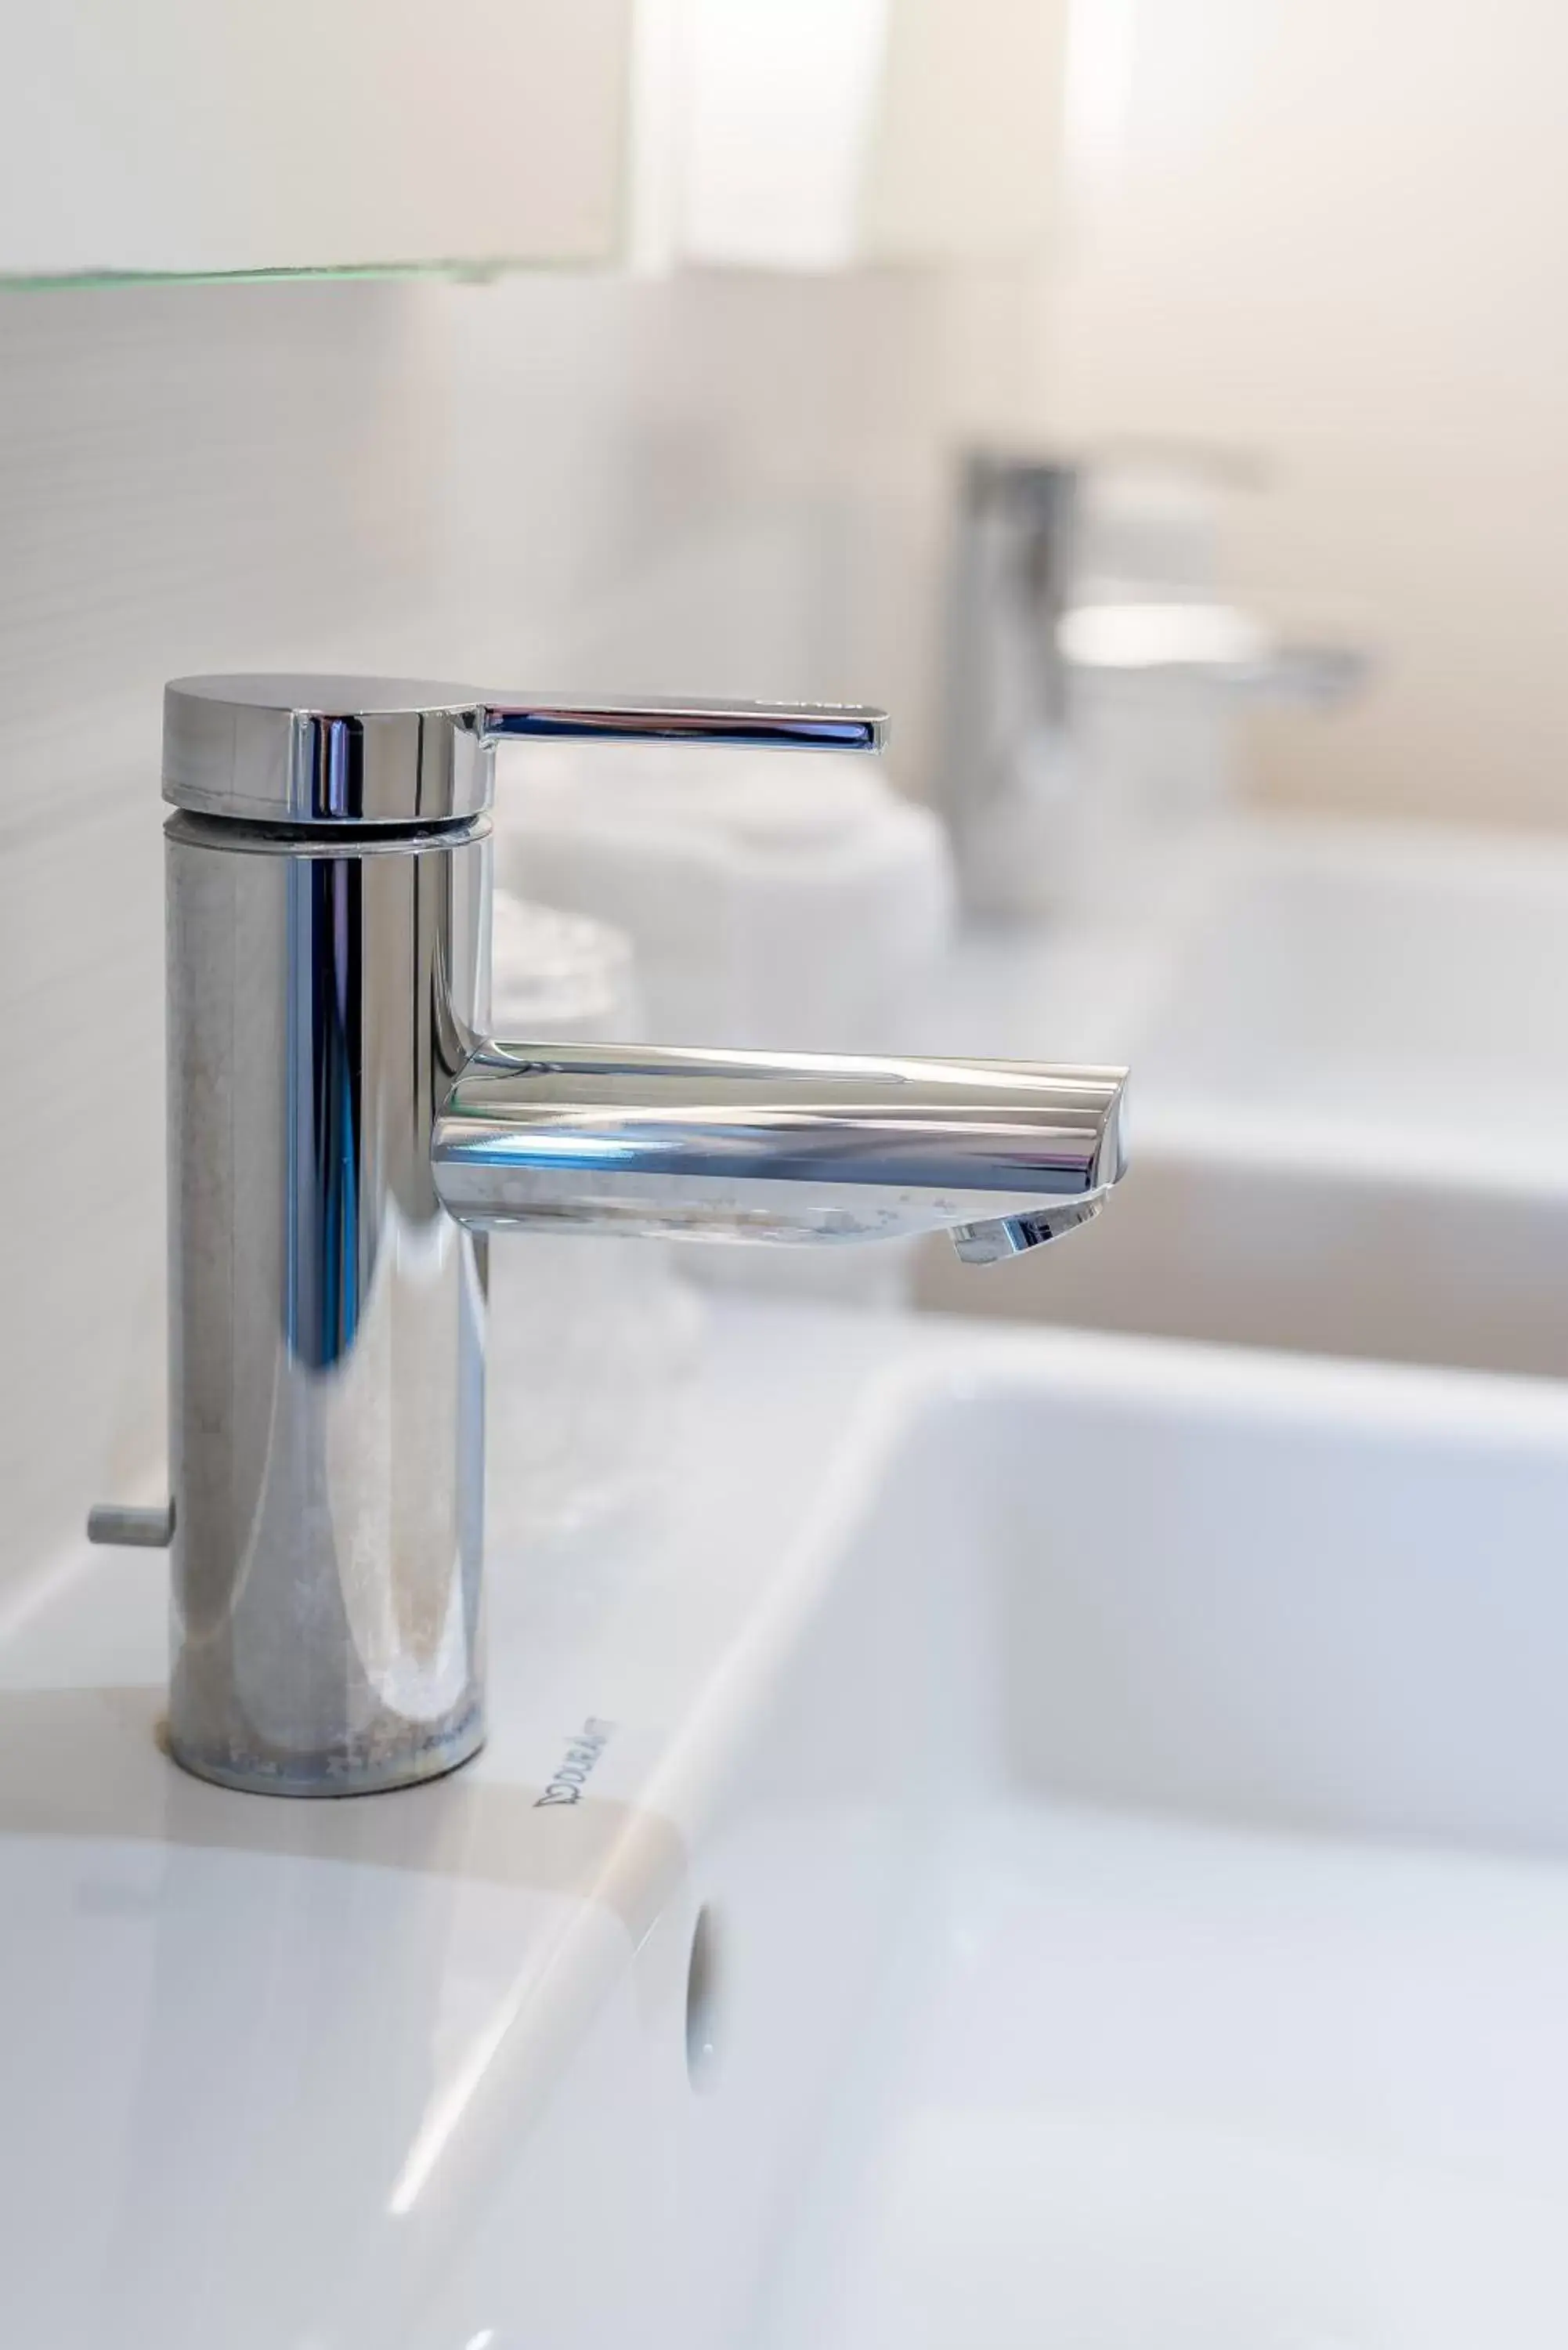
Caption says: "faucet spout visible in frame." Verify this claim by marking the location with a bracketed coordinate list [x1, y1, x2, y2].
[950, 1195, 1108, 1263]
[432, 1043, 1127, 1255]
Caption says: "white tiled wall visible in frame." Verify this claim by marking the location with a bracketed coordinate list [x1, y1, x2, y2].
[0, 263, 1030, 1594]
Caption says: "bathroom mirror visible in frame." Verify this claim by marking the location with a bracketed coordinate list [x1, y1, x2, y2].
[1, 0, 632, 282]
[2, 0, 1070, 284]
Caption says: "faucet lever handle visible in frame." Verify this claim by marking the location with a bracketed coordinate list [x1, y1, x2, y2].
[479, 695, 887, 755]
[163, 676, 887, 830]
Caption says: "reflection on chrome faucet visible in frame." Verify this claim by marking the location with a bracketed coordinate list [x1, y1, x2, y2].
[90, 676, 1128, 1798]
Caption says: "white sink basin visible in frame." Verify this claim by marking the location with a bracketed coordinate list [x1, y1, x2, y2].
[6, 1302, 1568, 2345]
[755, 1327, 1568, 2349]
[918, 815, 1568, 1374]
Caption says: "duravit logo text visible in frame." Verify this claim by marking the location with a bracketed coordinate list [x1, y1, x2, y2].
[534, 1717, 616, 1807]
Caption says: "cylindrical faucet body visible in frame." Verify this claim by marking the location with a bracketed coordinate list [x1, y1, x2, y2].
[166, 809, 490, 1793]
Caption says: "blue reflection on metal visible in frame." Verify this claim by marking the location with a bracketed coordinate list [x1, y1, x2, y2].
[285, 855, 363, 1368]
[482, 707, 880, 754]
[435, 1130, 647, 1171]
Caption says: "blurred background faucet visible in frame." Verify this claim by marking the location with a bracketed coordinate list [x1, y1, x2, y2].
[939, 451, 1372, 918]
[96, 675, 1126, 1799]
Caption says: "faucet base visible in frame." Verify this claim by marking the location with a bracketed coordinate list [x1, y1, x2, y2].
[164, 1708, 486, 1799]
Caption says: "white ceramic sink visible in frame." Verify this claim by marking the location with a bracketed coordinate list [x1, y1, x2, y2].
[917, 815, 1568, 1374]
[1140, 816, 1568, 1166]
[7, 1301, 1568, 2345]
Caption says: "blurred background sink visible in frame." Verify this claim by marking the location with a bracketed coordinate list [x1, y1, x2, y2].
[916, 812, 1568, 1376]
[1143, 815, 1568, 1155]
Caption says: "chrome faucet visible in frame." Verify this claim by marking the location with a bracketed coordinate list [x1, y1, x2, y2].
[90, 675, 1125, 1798]
[938, 452, 1370, 914]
